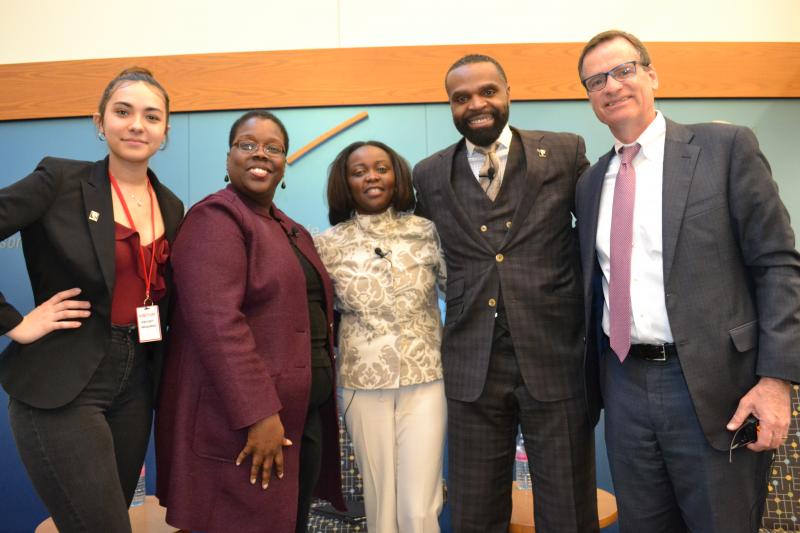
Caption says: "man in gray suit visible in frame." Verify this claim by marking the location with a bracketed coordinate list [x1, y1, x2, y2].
[576, 30, 800, 532]
[413, 54, 598, 533]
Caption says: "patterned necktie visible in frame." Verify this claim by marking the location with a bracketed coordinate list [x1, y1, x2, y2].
[609, 143, 641, 362]
[474, 143, 502, 201]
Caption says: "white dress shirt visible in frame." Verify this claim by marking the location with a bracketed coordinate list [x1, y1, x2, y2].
[465, 124, 513, 183]
[596, 111, 674, 344]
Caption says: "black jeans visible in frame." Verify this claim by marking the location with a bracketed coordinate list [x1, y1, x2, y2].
[9, 325, 153, 533]
[295, 365, 334, 533]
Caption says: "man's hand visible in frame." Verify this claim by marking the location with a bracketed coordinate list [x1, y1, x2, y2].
[727, 376, 792, 451]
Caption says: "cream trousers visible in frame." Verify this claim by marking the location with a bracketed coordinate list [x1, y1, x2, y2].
[342, 380, 447, 533]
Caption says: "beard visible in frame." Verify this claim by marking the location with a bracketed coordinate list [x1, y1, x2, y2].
[453, 104, 509, 147]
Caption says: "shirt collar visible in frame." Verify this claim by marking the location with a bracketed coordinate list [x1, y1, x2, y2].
[613, 110, 665, 163]
[353, 206, 397, 233]
[466, 123, 513, 156]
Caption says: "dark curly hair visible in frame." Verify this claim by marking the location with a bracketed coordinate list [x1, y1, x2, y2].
[445, 54, 508, 89]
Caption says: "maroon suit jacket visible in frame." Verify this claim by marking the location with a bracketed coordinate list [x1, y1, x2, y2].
[156, 186, 344, 533]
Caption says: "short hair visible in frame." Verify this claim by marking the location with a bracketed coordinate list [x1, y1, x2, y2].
[578, 30, 652, 78]
[228, 110, 290, 153]
[326, 141, 415, 226]
[97, 67, 170, 124]
[445, 54, 508, 88]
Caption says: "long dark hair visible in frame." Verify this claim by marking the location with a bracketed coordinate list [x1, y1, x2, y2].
[326, 141, 415, 226]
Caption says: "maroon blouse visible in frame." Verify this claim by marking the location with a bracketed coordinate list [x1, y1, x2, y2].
[111, 222, 169, 325]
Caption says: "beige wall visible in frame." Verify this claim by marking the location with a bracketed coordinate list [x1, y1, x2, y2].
[2, 0, 799, 65]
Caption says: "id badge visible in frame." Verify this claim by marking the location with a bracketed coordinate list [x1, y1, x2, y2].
[136, 305, 162, 343]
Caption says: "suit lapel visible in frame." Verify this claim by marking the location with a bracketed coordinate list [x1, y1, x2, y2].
[580, 150, 612, 297]
[661, 120, 700, 285]
[502, 129, 545, 247]
[437, 143, 495, 253]
[81, 158, 115, 298]
[272, 206, 335, 321]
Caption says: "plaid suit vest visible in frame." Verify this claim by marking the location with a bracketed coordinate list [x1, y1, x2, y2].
[451, 133, 527, 331]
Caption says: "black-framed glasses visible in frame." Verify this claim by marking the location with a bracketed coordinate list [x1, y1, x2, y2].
[234, 141, 286, 158]
[581, 61, 646, 92]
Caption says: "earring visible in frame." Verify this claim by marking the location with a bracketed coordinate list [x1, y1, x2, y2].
[97, 131, 106, 142]
[159, 139, 168, 151]
[224, 175, 230, 183]
[280, 180, 286, 189]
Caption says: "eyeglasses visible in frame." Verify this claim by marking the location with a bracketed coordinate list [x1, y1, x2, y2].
[581, 61, 646, 92]
[234, 141, 286, 158]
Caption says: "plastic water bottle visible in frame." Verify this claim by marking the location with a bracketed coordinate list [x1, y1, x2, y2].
[131, 465, 146, 507]
[514, 433, 531, 489]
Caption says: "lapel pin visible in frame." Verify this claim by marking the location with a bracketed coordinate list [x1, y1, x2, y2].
[537, 148, 548, 158]
[89, 210, 100, 222]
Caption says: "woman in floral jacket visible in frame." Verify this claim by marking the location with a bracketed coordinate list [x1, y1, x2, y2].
[315, 140, 446, 533]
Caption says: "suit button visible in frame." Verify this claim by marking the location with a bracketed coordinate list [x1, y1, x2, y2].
[505, 220, 512, 229]
[480, 225, 488, 232]
[488, 298, 497, 307]
[496, 253, 504, 263]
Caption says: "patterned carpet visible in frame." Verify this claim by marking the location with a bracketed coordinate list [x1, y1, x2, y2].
[309, 386, 800, 532]
[761, 384, 800, 532]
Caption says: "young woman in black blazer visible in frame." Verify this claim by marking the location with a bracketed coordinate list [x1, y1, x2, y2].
[0, 68, 183, 532]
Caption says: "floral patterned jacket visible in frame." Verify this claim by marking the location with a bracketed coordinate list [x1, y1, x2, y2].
[314, 208, 446, 389]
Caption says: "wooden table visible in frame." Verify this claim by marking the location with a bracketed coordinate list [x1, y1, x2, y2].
[509, 485, 618, 532]
[35, 496, 176, 533]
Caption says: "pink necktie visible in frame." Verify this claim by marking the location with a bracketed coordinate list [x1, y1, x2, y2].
[609, 143, 641, 362]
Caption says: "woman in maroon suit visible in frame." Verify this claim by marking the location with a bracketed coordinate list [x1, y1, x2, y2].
[156, 110, 344, 533]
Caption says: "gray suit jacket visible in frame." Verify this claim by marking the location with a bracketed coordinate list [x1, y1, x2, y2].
[576, 118, 800, 450]
[414, 127, 593, 411]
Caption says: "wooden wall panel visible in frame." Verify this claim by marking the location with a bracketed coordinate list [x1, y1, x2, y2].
[0, 42, 798, 121]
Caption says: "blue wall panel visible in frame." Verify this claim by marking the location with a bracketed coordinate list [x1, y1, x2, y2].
[1, 98, 798, 532]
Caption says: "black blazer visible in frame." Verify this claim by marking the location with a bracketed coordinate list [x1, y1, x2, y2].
[0, 157, 184, 409]
[413, 128, 593, 413]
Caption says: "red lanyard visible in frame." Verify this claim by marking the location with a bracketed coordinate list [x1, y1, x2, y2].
[109, 171, 158, 306]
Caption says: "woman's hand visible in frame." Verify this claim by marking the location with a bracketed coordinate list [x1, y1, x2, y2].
[236, 413, 293, 489]
[6, 288, 91, 344]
